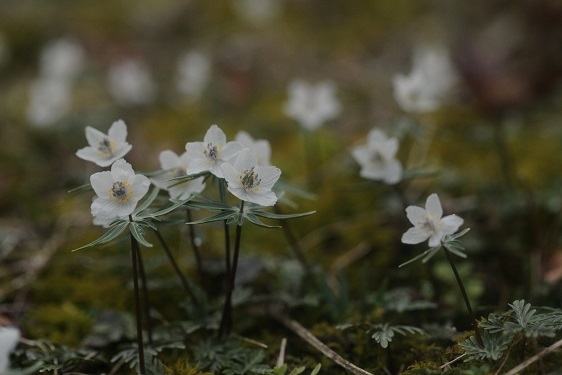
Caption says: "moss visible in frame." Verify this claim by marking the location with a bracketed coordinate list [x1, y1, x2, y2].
[165, 359, 213, 375]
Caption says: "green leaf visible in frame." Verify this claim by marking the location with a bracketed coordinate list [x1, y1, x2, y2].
[139, 196, 193, 219]
[71, 221, 129, 251]
[288, 367, 306, 375]
[399, 246, 440, 268]
[67, 183, 92, 195]
[250, 209, 316, 220]
[133, 187, 160, 215]
[310, 364, 321, 375]
[129, 222, 153, 247]
[166, 171, 209, 186]
[187, 210, 239, 225]
[444, 243, 468, 258]
[185, 200, 235, 211]
[245, 213, 281, 228]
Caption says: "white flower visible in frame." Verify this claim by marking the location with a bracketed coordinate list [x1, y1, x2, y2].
[234, 131, 271, 166]
[90, 159, 150, 218]
[221, 148, 281, 206]
[232, 0, 281, 27]
[185, 124, 244, 178]
[76, 120, 133, 167]
[401, 193, 464, 247]
[176, 51, 210, 101]
[0, 326, 20, 374]
[351, 128, 402, 184]
[283, 79, 341, 131]
[151, 150, 206, 199]
[40, 38, 84, 81]
[26, 78, 71, 127]
[392, 46, 456, 113]
[108, 59, 156, 105]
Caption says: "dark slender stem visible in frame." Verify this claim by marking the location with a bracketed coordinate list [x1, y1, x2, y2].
[219, 201, 245, 337]
[444, 248, 483, 346]
[153, 228, 198, 305]
[274, 205, 311, 274]
[186, 209, 205, 286]
[129, 227, 146, 375]
[218, 180, 232, 337]
[135, 245, 153, 344]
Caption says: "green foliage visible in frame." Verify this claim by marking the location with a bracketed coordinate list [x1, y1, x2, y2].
[268, 363, 321, 375]
[338, 322, 424, 348]
[192, 338, 271, 374]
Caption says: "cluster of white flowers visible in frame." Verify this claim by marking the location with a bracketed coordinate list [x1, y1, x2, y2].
[284, 79, 341, 131]
[27, 38, 84, 127]
[392, 45, 456, 113]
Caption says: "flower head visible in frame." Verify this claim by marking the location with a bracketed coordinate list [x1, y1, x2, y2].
[401, 193, 464, 247]
[352, 128, 402, 184]
[76, 120, 133, 167]
[90, 159, 150, 218]
[151, 150, 206, 199]
[221, 148, 281, 206]
[283, 79, 341, 131]
[234, 131, 271, 166]
[393, 46, 456, 113]
[185, 124, 243, 178]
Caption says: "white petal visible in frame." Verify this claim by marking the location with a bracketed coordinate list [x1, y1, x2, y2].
[255, 166, 281, 189]
[108, 119, 128, 143]
[111, 159, 135, 182]
[233, 148, 257, 171]
[401, 227, 429, 244]
[367, 128, 387, 144]
[351, 145, 371, 167]
[84, 126, 107, 147]
[159, 150, 180, 170]
[131, 174, 151, 201]
[425, 193, 443, 218]
[251, 189, 277, 206]
[405, 206, 426, 226]
[90, 171, 113, 197]
[204, 124, 227, 146]
[222, 142, 244, 162]
[221, 162, 240, 188]
[381, 159, 402, 184]
[112, 144, 133, 161]
[0, 327, 20, 373]
[428, 233, 442, 247]
[441, 214, 464, 235]
[187, 158, 213, 176]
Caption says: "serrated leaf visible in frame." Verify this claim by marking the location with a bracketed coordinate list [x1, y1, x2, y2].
[71, 221, 129, 251]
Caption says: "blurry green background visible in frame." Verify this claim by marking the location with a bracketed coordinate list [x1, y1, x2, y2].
[1, 0, 562, 351]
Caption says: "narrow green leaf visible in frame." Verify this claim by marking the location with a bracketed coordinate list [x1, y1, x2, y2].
[421, 246, 441, 263]
[71, 222, 129, 251]
[310, 364, 321, 375]
[129, 222, 153, 247]
[187, 210, 238, 225]
[139, 196, 193, 219]
[185, 200, 235, 211]
[250, 209, 316, 220]
[67, 183, 93, 195]
[133, 187, 160, 215]
[245, 213, 280, 228]
[444, 244, 468, 259]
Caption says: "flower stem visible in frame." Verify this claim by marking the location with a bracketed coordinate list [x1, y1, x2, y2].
[186, 208, 205, 287]
[135, 245, 153, 344]
[153, 228, 199, 306]
[129, 228, 146, 375]
[443, 248, 483, 346]
[219, 200, 245, 337]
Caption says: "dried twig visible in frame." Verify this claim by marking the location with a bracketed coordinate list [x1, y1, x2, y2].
[273, 313, 373, 375]
[503, 337, 562, 375]
[276, 337, 287, 367]
[439, 353, 466, 370]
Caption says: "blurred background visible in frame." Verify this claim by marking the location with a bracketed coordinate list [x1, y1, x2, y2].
[1, 0, 562, 356]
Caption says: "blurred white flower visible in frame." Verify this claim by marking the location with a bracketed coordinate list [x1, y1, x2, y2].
[151, 150, 206, 199]
[26, 78, 71, 127]
[284, 79, 341, 131]
[0, 326, 20, 374]
[40, 38, 84, 81]
[176, 51, 210, 101]
[185, 124, 243, 178]
[108, 59, 156, 105]
[401, 193, 464, 247]
[393, 46, 456, 113]
[234, 131, 271, 166]
[221, 148, 281, 206]
[76, 119, 133, 167]
[352, 128, 402, 184]
[90, 159, 150, 218]
[232, 0, 282, 27]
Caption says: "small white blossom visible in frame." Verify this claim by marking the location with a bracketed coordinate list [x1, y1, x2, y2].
[392, 46, 455, 113]
[26, 78, 71, 127]
[40, 38, 84, 81]
[232, 0, 281, 27]
[352, 128, 402, 184]
[401, 193, 464, 247]
[0, 326, 20, 374]
[90, 159, 150, 218]
[108, 59, 156, 105]
[234, 131, 271, 166]
[76, 120, 133, 167]
[151, 150, 206, 199]
[185, 124, 243, 178]
[221, 148, 281, 206]
[176, 51, 210, 101]
[283, 79, 341, 131]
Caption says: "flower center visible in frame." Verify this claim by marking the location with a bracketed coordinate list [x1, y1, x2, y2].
[240, 167, 261, 191]
[371, 150, 384, 164]
[97, 138, 115, 157]
[109, 180, 132, 203]
[420, 214, 441, 236]
[204, 143, 220, 162]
